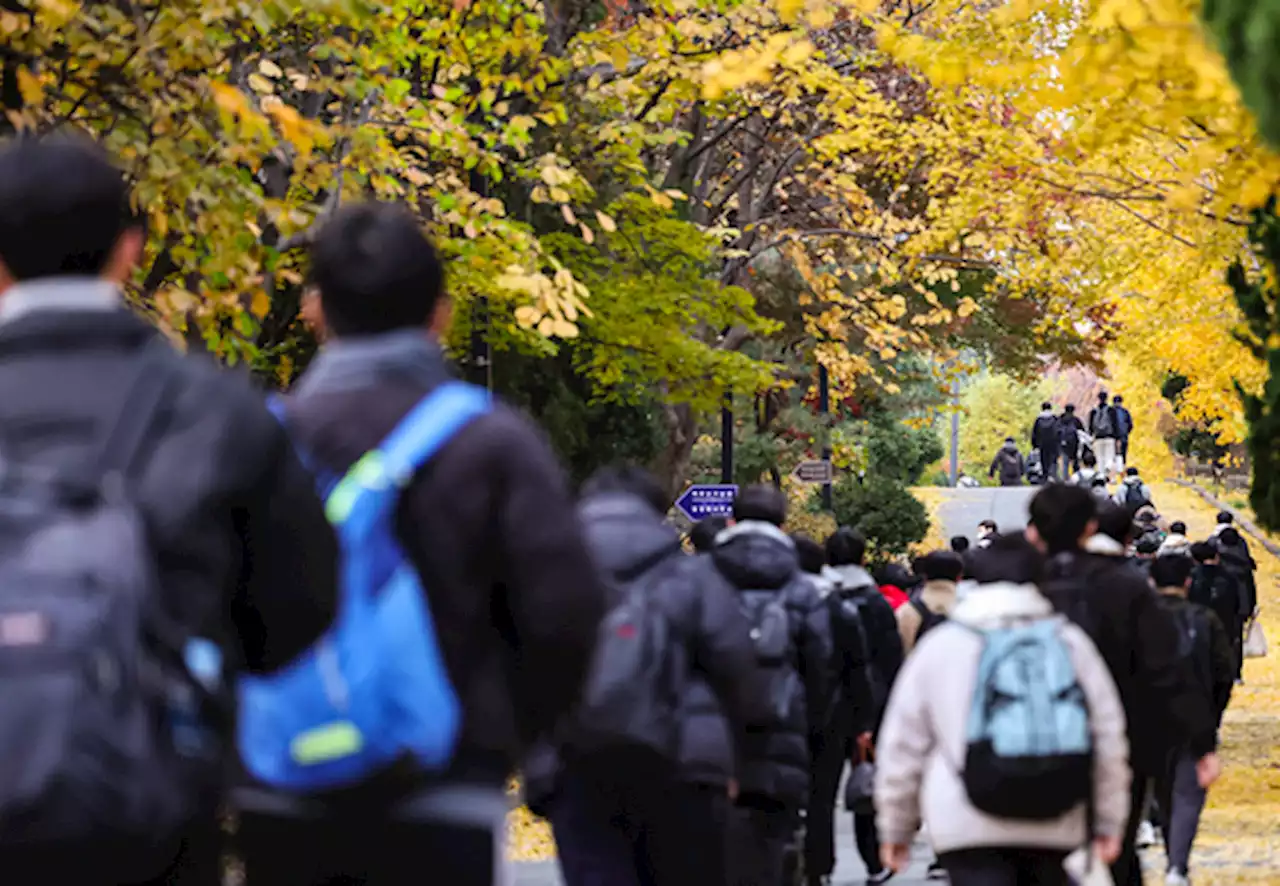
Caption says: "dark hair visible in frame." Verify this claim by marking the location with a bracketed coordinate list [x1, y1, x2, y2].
[310, 202, 445, 336]
[1125, 466, 1139, 477]
[1065, 404, 1076, 413]
[1004, 436, 1015, 443]
[916, 551, 964, 582]
[689, 516, 728, 553]
[1098, 390, 1109, 401]
[825, 527, 867, 567]
[0, 134, 136, 280]
[1190, 541, 1219, 564]
[1029, 484, 1098, 553]
[875, 562, 915, 590]
[1094, 502, 1136, 545]
[1081, 450, 1097, 468]
[1041, 401, 1053, 411]
[967, 533, 1045, 585]
[581, 465, 668, 514]
[979, 519, 998, 532]
[1151, 553, 1194, 589]
[792, 533, 826, 575]
[950, 535, 971, 553]
[1136, 537, 1161, 556]
[1169, 521, 1187, 535]
[1219, 527, 1243, 547]
[1217, 511, 1234, 525]
[1113, 395, 1124, 404]
[732, 484, 787, 526]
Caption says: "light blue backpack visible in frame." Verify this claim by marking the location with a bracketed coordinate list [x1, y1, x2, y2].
[962, 618, 1093, 820]
[238, 382, 490, 791]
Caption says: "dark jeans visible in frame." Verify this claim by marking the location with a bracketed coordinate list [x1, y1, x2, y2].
[1041, 447, 1061, 481]
[1114, 772, 1151, 886]
[806, 729, 850, 878]
[238, 812, 499, 886]
[853, 811, 883, 875]
[939, 847, 1068, 886]
[551, 768, 729, 886]
[1118, 437, 1129, 462]
[1154, 752, 1207, 876]
[727, 796, 796, 886]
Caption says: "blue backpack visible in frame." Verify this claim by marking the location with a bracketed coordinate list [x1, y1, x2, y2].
[238, 382, 490, 792]
[963, 618, 1092, 820]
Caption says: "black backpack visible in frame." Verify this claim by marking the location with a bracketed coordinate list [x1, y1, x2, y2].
[0, 347, 226, 864]
[1120, 481, 1150, 514]
[574, 547, 686, 762]
[828, 584, 889, 717]
[909, 592, 948, 642]
[741, 590, 801, 724]
[1040, 553, 1107, 651]
[1170, 604, 1215, 703]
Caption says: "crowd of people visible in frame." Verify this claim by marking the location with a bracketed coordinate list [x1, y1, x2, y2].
[987, 395, 1136, 488]
[0, 133, 1264, 886]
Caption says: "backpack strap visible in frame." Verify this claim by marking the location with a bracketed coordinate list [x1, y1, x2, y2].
[263, 393, 342, 500]
[94, 339, 177, 484]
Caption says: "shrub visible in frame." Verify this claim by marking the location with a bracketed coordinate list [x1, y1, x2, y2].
[831, 475, 931, 561]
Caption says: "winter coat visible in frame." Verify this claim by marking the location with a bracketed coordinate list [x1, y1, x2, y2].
[989, 442, 1025, 486]
[575, 493, 768, 789]
[1058, 413, 1085, 453]
[1153, 592, 1235, 730]
[1114, 476, 1154, 512]
[879, 584, 911, 611]
[1215, 540, 1258, 615]
[278, 330, 606, 792]
[712, 521, 833, 807]
[1041, 550, 1220, 768]
[1159, 533, 1191, 556]
[875, 582, 1130, 855]
[1031, 411, 1061, 454]
[1115, 405, 1134, 439]
[1190, 563, 1249, 631]
[896, 579, 958, 654]
[825, 564, 907, 734]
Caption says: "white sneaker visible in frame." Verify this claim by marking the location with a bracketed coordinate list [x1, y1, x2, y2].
[1137, 820, 1158, 848]
[1165, 872, 1189, 886]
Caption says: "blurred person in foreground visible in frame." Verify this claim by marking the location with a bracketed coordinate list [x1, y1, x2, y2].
[236, 201, 606, 886]
[0, 135, 339, 883]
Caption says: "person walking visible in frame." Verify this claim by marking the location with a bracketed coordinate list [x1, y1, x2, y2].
[806, 528, 904, 886]
[0, 135, 341, 885]
[988, 437, 1025, 487]
[1031, 401, 1062, 482]
[710, 485, 832, 886]
[1212, 528, 1258, 681]
[875, 534, 1130, 886]
[690, 515, 729, 553]
[1089, 391, 1121, 477]
[1114, 395, 1134, 468]
[1114, 467, 1154, 514]
[898, 551, 962, 654]
[237, 201, 607, 886]
[1149, 555, 1233, 886]
[1160, 522, 1192, 556]
[545, 467, 766, 886]
[1026, 485, 1219, 886]
[1058, 404, 1085, 477]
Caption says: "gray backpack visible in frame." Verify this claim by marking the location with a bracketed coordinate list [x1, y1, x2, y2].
[742, 590, 800, 722]
[0, 347, 224, 865]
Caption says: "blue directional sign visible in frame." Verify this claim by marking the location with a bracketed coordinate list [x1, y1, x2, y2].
[675, 484, 738, 522]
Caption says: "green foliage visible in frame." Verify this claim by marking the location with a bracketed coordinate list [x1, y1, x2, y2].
[831, 475, 930, 561]
[1226, 199, 1280, 529]
[1203, 0, 1280, 150]
[861, 415, 944, 485]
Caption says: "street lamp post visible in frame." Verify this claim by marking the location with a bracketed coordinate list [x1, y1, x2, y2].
[721, 391, 733, 485]
[819, 363, 833, 510]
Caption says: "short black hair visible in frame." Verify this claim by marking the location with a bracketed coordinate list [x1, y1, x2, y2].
[967, 532, 1045, 585]
[1151, 553, 1194, 589]
[1219, 527, 1243, 547]
[733, 484, 787, 526]
[916, 551, 964, 582]
[950, 535, 971, 553]
[1030, 483, 1097, 553]
[1081, 450, 1097, 468]
[689, 516, 728, 553]
[791, 533, 826, 575]
[0, 134, 136, 280]
[1136, 537, 1161, 556]
[1217, 511, 1234, 525]
[310, 202, 445, 337]
[826, 527, 867, 567]
[581, 465, 668, 514]
[1169, 521, 1187, 535]
[1126, 466, 1139, 477]
[1098, 390, 1109, 400]
[979, 519, 998, 532]
[1041, 401, 1053, 411]
[1113, 395, 1124, 404]
[1190, 541, 1219, 564]
[1095, 501, 1136, 545]
[1064, 404, 1076, 413]
[875, 562, 915, 589]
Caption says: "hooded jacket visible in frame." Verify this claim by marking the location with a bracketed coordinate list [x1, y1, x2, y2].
[1058, 411, 1085, 452]
[1114, 475, 1153, 511]
[1159, 533, 1191, 556]
[569, 493, 766, 789]
[875, 583, 1130, 854]
[712, 521, 832, 806]
[1215, 539, 1258, 615]
[989, 441, 1025, 486]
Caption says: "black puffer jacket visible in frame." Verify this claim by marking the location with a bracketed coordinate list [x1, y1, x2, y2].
[823, 564, 904, 736]
[575, 494, 766, 789]
[1216, 541, 1258, 615]
[712, 522, 832, 807]
[1190, 563, 1248, 631]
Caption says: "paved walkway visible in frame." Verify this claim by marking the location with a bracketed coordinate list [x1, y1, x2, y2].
[936, 485, 1037, 541]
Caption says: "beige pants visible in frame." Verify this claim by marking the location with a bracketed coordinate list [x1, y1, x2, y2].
[1095, 437, 1120, 475]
